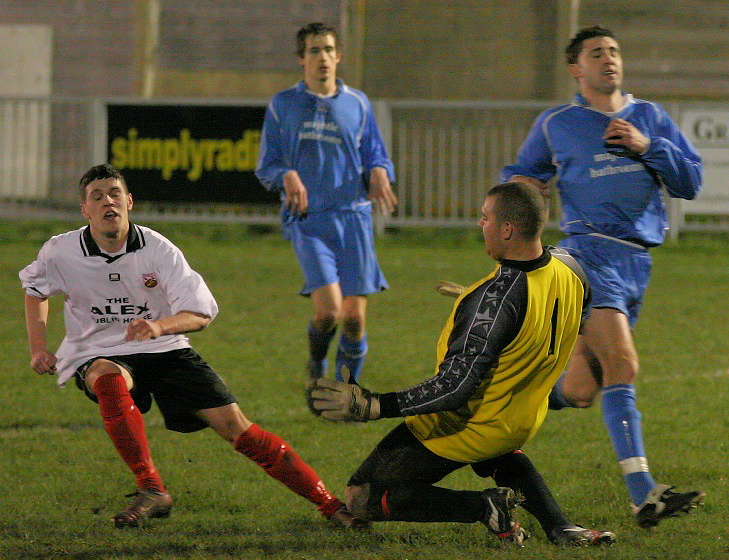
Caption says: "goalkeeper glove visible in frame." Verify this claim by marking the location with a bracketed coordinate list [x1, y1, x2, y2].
[435, 280, 465, 298]
[310, 378, 381, 422]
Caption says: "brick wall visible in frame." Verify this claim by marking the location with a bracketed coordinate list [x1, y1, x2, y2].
[0, 0, 726, 101]
[580, 0, 729, 99]
[0, 0, 137, 96]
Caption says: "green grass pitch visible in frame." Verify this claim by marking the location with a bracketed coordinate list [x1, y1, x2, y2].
[1, 221, 728, 559]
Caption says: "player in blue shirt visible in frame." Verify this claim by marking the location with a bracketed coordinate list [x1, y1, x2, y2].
[256, 23, 397, 407]
[502, 25, 705, 528]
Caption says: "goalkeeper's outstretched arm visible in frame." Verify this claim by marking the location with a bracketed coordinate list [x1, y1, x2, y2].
[312, 274, 514, 423]
[310, 348, 490, 423]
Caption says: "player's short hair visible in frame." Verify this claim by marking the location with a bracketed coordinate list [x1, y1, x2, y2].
[487, 181, 547, 240]
[78, 163, 128, 201]
[565, 25, 617, 64]
[296, 22, 338, 57]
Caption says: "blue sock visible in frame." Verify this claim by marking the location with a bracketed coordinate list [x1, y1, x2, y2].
[601, 384, 655, 505]
[335, 332, 368, 382]
[548, 372, 578, 410]
[307, 321, 336, 373]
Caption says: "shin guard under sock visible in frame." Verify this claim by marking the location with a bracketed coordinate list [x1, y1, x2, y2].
[234, 424, 342, 518]
[308, 321, 336, 361]
[94, 373, 164, 492]
[601, 384, 655, 505]
[335, 332, 368, 382]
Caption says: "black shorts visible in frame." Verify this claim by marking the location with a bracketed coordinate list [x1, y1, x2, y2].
[74, 348, 237, 433]
[348, 423, 510, 491]
[348, 422, 467, 487]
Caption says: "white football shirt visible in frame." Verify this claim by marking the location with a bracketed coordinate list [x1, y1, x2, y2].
[19, 224, 218, 385]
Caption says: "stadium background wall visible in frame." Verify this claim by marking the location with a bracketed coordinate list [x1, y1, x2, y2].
[0, 0, 727, 233]
[0, 0, 725, 101]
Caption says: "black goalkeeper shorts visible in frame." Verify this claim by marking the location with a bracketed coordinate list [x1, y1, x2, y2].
[348, 422, 467, 487]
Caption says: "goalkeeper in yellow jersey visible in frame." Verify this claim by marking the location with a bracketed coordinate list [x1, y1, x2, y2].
[311, 181, 615, 547]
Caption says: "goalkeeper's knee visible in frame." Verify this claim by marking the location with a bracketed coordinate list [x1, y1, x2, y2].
[345, 483, 391, 520]
[345, 484, 371, 520]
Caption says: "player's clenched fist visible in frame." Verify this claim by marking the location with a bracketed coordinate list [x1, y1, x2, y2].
[311, 378, 381, 422]
[30, 350, 57, 375]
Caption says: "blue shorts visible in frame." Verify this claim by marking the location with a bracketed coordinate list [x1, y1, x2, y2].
[559, 234, 652, 327]
[284, 207, 388, 297]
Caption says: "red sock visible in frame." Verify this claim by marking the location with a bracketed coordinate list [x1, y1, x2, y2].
[94, 373, 165, 493]
[234, 424, 342, 518]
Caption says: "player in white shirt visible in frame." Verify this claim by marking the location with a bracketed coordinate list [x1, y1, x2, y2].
[20, 163, 365, 529]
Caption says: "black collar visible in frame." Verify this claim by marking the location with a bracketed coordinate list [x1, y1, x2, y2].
[499, 247, 551, 272]
[80, 224, 145, 263]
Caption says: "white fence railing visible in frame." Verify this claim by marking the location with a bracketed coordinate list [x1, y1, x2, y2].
[1, 96, 727, 236]
[384, 100, 554, 228]
[0, 98, 50, 199]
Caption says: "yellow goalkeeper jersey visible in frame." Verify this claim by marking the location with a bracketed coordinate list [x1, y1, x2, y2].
[405, 247, 589, 463]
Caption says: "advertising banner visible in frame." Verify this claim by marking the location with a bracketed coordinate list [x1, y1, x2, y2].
[107, 104, 278, 204]
[680, 109, 729, 214]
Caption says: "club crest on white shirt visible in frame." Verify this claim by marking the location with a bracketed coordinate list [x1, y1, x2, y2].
[143, 273, 158, 288]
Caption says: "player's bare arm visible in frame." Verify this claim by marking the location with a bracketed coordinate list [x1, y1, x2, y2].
[367, 166, 398, 216]
[603, 118, 649, 155]
[125, 311, 211, 342]
[283, 170, 309, 216]
[24, 293, 57, 374]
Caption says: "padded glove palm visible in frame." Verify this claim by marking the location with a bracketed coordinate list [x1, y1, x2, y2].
[311, 378, 381, 422]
